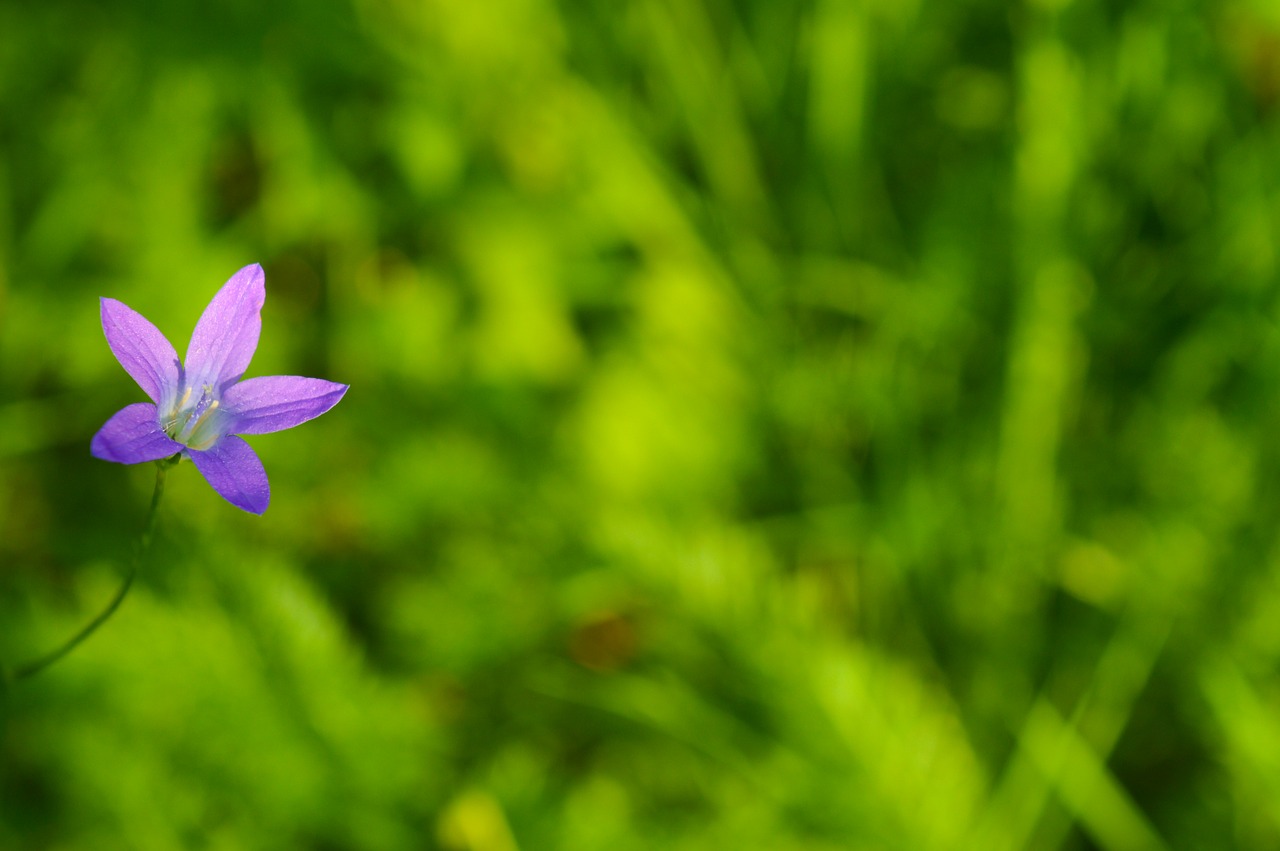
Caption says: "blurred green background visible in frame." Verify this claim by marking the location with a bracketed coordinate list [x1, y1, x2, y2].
[3, 0, 1280, 848]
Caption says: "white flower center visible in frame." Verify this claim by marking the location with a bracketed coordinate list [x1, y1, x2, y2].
[163, 384, 228, 451]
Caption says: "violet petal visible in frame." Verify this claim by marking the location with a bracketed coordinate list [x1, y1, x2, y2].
[223, 376, 349, 435]
[188, 435, 270, 514]
[184, 263, 265, 392]
[101, 298, 181, 405]
[91, 403, 184, 464]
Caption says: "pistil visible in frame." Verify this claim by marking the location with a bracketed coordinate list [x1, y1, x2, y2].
[165, 384, 227, 449]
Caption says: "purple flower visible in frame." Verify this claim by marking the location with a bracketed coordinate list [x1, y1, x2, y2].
[91, 264, 348, 515]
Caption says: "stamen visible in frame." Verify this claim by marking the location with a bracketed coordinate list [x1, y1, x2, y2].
[162, 385, 197, 437]
[190, 400, 220, 433]
[173, 385, 224, 447]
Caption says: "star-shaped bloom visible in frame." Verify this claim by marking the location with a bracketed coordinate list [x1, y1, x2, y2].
[91, 263, 348, 514]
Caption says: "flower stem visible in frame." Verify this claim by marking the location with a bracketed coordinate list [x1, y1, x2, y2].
[3, 458, 174, 687]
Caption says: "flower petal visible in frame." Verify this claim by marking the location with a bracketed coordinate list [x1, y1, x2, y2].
[101, 298, 181, 405]
[188, 435, 270, 514]
[91, 403, 184, 464]
[222, 376, 349, 435]
[185, 263, 266, 392]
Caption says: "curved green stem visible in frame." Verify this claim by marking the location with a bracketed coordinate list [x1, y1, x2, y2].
[3, 458, 174, 687]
